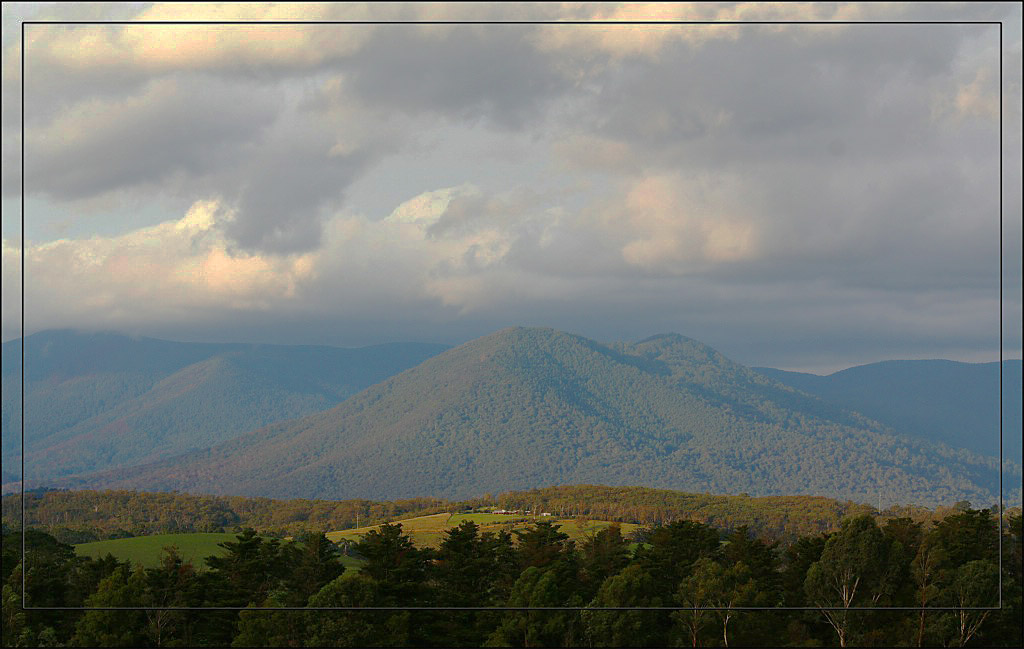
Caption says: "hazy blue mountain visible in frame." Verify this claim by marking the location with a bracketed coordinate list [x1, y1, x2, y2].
[753, 360, 1022, 461]
[48, 327, 1014, 507]
[2, 330, 449, 482]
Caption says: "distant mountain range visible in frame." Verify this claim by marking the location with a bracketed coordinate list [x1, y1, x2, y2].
[1, 330, 449, 481]
[753, 360, 1021, 460]
[12, 327, 1016, 508]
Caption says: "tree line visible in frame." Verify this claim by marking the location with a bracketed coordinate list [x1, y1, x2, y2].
[2, 506, 1021, 647]
[5, 485, 978, 545]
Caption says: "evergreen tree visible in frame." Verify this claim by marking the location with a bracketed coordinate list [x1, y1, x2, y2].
[583, 564, 667, 647]
[305, 574, 410, 647]
[634, 520, 720, 600]
[354, 522, 433, 606]
[71, 564, 147, 647]
[579, 523, 631, 600]
[485, 566, 584, 647]
[514, 519, 574, 571]
[280, 532, 345, 606]
[232, 591, 306, 648]
[428, 521, 516, 647]
[203, 528, 290, 607]
[142, 546, 201, 647]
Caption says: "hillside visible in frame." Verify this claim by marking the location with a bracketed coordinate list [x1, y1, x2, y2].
[46, 327, 1015, 507]
[754, 360, 1023, 460]
[1, 330, 449, 482]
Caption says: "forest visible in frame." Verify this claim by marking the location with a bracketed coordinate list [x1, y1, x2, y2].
[2, 498, 1021, 647]
[4, 485, 965, 544]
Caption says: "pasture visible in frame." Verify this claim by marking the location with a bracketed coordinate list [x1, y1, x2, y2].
[74, 532, 365, 571]
[74, 533, 240, 569]
[326, 512, 643, 549]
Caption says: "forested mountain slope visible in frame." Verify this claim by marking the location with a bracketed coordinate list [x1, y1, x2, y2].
[754, 359, 1023, 460]
[1, 330, 449, 483]
[50, 327, 1014, 507]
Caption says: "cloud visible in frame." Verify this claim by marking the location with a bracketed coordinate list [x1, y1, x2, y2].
[5, 201, 317, 327]
[18, 76, 279, 200]
[3, 3, 1020, 371]
[15, 67, 412, 253]
[617, 174, 758, 270]
[338, 24, 577, 131]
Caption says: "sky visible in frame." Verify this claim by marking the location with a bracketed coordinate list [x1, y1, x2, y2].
[1, 2, 1021, 374]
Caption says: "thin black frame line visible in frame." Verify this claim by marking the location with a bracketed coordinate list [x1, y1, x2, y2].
[17, 17, 1008, 614]
[21, 606, 1006, 612]
[20, 20, 1004, 26]
[19, 17, 26, 611]
[997, 19, 1004, 611]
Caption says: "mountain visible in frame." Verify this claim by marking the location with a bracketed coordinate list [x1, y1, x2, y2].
[2, 330, 449, 482]
[46, 327, 1015, 507]
[753, 360, 1022, 461]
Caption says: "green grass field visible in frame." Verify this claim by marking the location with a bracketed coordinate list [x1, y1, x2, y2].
[74, 533, 240, 569]
[75, 533, 366, 571]
[326, 513, 642, 549]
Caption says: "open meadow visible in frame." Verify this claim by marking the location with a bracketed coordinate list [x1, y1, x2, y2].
[74, 533, 240, 569]
[74, 532, 364, 570]
[326, 511, 643, 548]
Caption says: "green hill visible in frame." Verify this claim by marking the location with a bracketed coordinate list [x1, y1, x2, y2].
[49, 327, 1014, 507]
[2, 330, 449, 483]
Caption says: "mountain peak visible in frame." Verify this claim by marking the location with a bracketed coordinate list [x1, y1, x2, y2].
[636, 333, 692, 344]
[463, 326, 586, 351]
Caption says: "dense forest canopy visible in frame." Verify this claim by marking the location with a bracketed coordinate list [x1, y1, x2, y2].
[2, 489, 1021, 648]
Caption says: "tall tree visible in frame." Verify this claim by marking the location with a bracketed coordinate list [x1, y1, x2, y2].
[634, 520, 720, 600]
[281, 532, 345, 606]
[937, 559, 999, 647]
[485, 565, 584, 648]
[203, 528, 289, 607]
[514, 520, 575, 571]
[804, 515, 901, 647]
[304, 573, 410, 647]
[583, 564, 667, 647]
[354, 522, 433, 606]
[71, 564, 147, 647]
[142, 546, 201, 647]
[910, 533, 945, 647]
[579, 523, 631, 600]
[428, 521, 515, 646]
[931, 509, 999, 567]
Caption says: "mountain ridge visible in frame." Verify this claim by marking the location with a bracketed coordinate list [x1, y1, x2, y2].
[753, 359, 1022, 459]
[36, 327, 1016, 507]
[2, 330, 450, 481]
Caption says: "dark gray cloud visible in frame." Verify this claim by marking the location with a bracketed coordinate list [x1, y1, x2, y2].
[341, 24, 583, 130]
[223, 123, 377, 254]
[19, 75, 279, 201]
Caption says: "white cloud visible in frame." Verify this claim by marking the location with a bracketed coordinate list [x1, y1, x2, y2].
[612, 174, 760, 271]
[5, 200, 319, 332]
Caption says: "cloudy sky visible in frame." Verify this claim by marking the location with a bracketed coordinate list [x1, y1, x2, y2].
[1, 2, 1020, 373]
